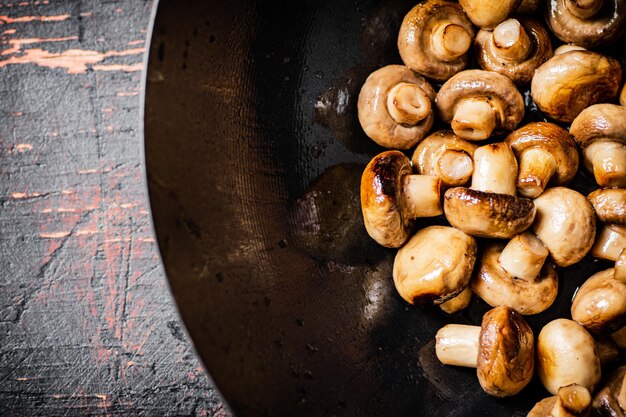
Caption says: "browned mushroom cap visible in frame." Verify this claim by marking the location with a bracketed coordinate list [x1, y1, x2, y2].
[357, 65, 436, 149]
[532, 187, 596, 267]
[592, 366, 626, 417]
[477, 305, 534, 397]
[471, 242, 558, 315]
[516, 0, 542, 13]
[437, 70, 524, 141]
[546, 0, 626, 47]
[528, 384, 592, 417]
[398, 0, 474, 82]
[531, 50, 621, 123]
[589, 189, 626, 225]
[459, 0, 521, 28]
[506, 122, 579, 198]
[537, 319, 601, 395]
[393, 226, 477, 305]
[474, 18, 553, 85]
[361, 151, 442, 248]
[412, 130, 478, 187]
[572, 268, 626, 334]
[571, 104, 626, 188]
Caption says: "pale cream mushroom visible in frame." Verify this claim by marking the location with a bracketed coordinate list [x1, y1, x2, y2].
[398, 0, 474, 82]
[591, 224, 626, 261]
[471, 233, 558, 315]
[437, 70, 524, 141]
[528, 384, 592, 417]
[571, 104, 626, 188]
[436, 305, 534, 397]
[592, 366, 626, 417]
[393, 226, 477, 305]
[444, 142, 536, 239]
[357, 65, 436, 149]
[588, 188, 626, 225]
[459, 0, 521, 28]
[439, 286, 472, 314]
[506, 122, 579, 198]
[537, 318, 601, 395]
[412, 130, 478, 187]
[532, 187, 596, 267]
[531, 50, 622, 123]
[360, 151, 442, 248]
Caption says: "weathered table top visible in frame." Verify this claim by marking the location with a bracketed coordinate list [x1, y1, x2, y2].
[0, 1, 228, 415]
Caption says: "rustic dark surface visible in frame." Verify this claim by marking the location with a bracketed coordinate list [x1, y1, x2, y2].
[0, 1, 230, 416]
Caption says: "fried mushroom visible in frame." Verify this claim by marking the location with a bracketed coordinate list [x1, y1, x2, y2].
[528, 384, 592, 417]
[588, 188, 626, 225]
[459, 0, 521, 28]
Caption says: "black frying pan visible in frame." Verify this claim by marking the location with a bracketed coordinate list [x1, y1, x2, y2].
[143, 1, 621, 416]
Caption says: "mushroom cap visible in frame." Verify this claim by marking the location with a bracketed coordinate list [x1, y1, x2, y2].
[459, 0, 521, 28]
[474, 18, 553, 85]
[531, 50, 622, 123]
[506, 122, 579, 185]
[570, 103, 626, 148]
[592, 366, 626, 416]
[571, 268, 626, 334]
[411, 130, 478, 177]
[546, 0, 626, 47]
[477, 305, 534, 397]
[393, 225, 477, 305]
[537, 319, 601, 395]
[357, 65, 436, 149]
[471, 243, 558, 315]
[532, 187, 596, 267]
[360, 151, 412, 248]
[516, 0, 542, 13]
[443, 187, 536, 239]
[588, 188, 626, 225]
[437, 70, 525, 133]
[528, 385, 592, 417]
[398, 0, 474, 82]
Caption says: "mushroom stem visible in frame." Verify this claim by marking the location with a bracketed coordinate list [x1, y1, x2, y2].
[492, 19, 532, 62]
[517, 147, 558, 198]
[615, 249, 626, 283]
[471, 142, 518, 196]
[583, 141, 626, 188]
[435, 149, 474, 186]
[565, 0, 603, 20]
[591, 224, 626, 261]
[553, 384, 592, 417]
[402, 175, 443, 219]
[499, 232, 549, 281]
[554, 45, 587, 55]
[431, 22, 472, 62]
[386, 82, 432, 125]
[435, 324, 480, 368]
[451, 98, 497, 141]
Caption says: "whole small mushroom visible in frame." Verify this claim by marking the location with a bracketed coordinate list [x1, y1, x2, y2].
[531, 50, 622, 123]
[444, 142, 537, 239]
[532, 187, 596, 267]
[435, 305, 534, 397]
[357, 65, 436, 149]
[528, 384, 592, 417]
[537, 318, 601, 395]
[474, 18, 553, 85]
[588, 188, 626, 225]
[393, 226, 477, 305]
[360, 151, 442, 248]
[459, 0, 521, 28]
[571, 104, 626, 188]
[412, 130, 478, 187]
[506, 122, 579, 198]
[592, 366, 626, 417]
[437, 70, 525, 141]
[591, 224, 626, 261]
[546, 0, 626, 47]
[471, 232, 558, 315]
[398, 0, 474, 82]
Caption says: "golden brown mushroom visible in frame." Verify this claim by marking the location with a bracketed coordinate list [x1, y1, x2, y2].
[531, 50, 622, 123]
[360, 151, 442, 248]
[437, 70, 525, 141]
[459, 0, 521, 28]
[506, 122, 579, 198]
[474, 18, 553, 85]
[571, 104, 626, 188]
[589, 189, 626, 225]
[546, 0, 626, 47]
[357, 65, 436, 149]
[435, 306, 534, 397]
[528, 384, 592, 417]
[393, 226, 477, 305]
[398, 0, 474, 82]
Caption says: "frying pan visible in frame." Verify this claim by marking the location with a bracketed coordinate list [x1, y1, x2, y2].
[143, 1, 621, 416]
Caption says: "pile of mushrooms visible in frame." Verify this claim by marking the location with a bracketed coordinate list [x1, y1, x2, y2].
[354, 0, 626, 410]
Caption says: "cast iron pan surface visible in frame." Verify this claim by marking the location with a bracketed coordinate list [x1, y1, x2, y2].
[144, 1, 626, 416]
